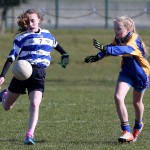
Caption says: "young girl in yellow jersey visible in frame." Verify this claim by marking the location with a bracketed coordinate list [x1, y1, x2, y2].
[85, 16, 150, 143]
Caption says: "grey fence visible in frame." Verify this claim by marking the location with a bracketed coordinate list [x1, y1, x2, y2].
[2, 0, 150, 30]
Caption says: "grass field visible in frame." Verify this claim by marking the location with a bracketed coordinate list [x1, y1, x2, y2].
[0, 29, 150, 150]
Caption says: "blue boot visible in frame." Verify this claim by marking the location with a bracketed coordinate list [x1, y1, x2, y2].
[24, 136, 35, 145]
[0, 89, 7, 102]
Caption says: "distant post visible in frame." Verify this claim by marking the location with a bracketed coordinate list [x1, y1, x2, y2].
[105, 0, 109, 29]
[0, 0, 29, 33]
[55, 0, 59, 29]
[11, 7, 15, 33]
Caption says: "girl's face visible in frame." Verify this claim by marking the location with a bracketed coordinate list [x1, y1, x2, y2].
[114, 21, 130, 39]
[27, 13, 40, 32]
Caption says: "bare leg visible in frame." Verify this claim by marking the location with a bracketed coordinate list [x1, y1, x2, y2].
[132, 90, 144, 142]
[114, 81, 130, 122]
[27, 90, 42, 136]
[2, 90, 20, 110]
[115, 81, 134, 142]
[133, 90, 144, 122]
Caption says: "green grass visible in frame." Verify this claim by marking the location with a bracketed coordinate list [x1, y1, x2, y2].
[0, 29, 150, 150]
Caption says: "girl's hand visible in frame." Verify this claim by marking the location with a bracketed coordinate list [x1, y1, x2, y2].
[93, 39, 107, 52]
[58, 54, 69, 68]
[84, 55, 99, 63]
[0, 77, 5, 85]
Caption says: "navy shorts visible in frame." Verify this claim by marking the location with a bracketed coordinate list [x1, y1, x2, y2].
[8, 66, 46, 95]
[118, 72, 148, 92]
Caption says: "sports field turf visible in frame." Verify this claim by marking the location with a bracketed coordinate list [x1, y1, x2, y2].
[0, 29, 150, 150]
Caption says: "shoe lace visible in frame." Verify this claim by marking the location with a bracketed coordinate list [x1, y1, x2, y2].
[121, 130, 128, 135]
[133, 129, 140, 137]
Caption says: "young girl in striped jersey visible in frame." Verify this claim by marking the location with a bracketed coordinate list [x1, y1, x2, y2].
[85, 16, 150, 143]
[0, 9, 69, 145]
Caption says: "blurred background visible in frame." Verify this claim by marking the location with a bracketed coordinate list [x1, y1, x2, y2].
[0, 0, 150, 33]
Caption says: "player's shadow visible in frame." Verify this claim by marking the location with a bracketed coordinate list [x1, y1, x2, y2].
[60, 139, 118, 146]
[0, 138, 46, 145]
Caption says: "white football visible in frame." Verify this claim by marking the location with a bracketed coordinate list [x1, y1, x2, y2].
[12, 60, 32, 80]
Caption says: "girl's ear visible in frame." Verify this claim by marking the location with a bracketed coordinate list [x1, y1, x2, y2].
[38, 18, 42, 24]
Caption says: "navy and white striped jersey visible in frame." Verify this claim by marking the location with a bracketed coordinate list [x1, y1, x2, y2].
[8, 28, 58, 68]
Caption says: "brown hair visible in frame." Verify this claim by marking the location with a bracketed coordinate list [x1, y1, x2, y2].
[17, 9, 45, 33]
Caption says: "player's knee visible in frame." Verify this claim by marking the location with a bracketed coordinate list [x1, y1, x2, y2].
[114, 94, 123, 104]
[3, 103, 13, 111]
[133, 101, 142, 108]
[3, 106, 11, 111]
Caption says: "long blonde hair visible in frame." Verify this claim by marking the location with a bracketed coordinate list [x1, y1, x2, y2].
[114, 16, 148, 56]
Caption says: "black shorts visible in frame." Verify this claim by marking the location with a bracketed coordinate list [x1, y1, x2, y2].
[8, 66, 46, 95]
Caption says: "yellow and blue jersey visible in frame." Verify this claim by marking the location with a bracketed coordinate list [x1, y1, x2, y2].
[98, 32, 150, 90]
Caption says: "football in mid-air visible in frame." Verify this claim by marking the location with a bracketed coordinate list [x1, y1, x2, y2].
[12, 60, 32, 80]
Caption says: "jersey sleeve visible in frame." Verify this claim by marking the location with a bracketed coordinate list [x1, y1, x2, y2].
[106, 35, 143, 57]
[48, 30, 58, 48]
[52, 36, 58, 48]
[106, 45, 136, 56]
[8, 37, 22, 61]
